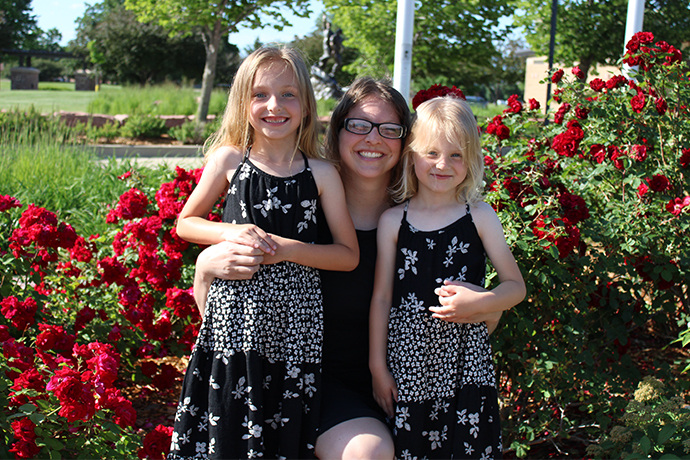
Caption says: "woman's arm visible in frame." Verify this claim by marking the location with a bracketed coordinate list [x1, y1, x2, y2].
[262, 160, 359, 271]
[369, 207, 402, 418]
[193, 241, 265, 316]
[176, 147, 276, 254]
[429, 201, 526, 326]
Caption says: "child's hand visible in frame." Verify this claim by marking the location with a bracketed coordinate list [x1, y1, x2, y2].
[259, 234, 287, 265]
[371, 368, 398, 418]
[430, 280, 490, 323]
[221, 224, 276, 256]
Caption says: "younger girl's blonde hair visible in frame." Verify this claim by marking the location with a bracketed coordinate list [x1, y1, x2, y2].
[204, 46, 320, 161]
[391, 96, 484, 204]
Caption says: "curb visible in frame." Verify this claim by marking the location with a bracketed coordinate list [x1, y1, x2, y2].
[83, 144, 203, 158]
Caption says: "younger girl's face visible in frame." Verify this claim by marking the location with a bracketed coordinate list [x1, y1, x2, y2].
[249, 61, 304, 145]
[412, 136, 467, 196]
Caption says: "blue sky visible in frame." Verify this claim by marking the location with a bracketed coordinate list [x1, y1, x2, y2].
[32, 0, 324, 50]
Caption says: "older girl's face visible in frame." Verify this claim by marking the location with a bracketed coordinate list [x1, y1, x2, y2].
[338, 96, 403, 181]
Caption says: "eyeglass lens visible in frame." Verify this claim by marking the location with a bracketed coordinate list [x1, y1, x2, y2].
[344, 118, 405, 139]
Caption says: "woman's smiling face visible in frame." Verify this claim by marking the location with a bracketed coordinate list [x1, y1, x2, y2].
[338, 95, 403, 181]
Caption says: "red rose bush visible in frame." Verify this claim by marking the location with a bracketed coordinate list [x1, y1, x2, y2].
[0, 167, 210, 458]
[479, 32, 689, 456]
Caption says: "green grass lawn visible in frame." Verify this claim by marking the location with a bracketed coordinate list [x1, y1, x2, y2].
[0, 79, 120, 113]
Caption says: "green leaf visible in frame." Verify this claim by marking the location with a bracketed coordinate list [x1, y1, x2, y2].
[639, 435, 651, 454]
[44, 437, 65, 450]
[657, 424, 676, 445]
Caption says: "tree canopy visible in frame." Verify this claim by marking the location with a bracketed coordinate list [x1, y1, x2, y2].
[123, 0, 312, 121]
[514, 0, 690, 80]
[322, 0, 514, 97]
[0, 0, 36, 51]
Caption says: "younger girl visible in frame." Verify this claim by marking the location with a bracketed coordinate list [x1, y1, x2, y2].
[369, 95, 525, 459]
[170, 47, 359, 459]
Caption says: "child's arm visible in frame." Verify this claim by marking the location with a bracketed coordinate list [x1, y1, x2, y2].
[430, 201, 526, 324]
[176, 146, 276, 254]
[369, 206, 403, 418]
[261, 160, 359, 271]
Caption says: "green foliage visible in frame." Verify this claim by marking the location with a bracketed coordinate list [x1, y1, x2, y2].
[0, 109, 170, 237]
[123, 0, 312, 121]
[119, 114, 168, 139]
[169, 119, 220, 145]
[87, 83, 228, 116]
[0, 0, 36, 50]
[587, 377, 690, 459]
[323, 0, 514, 90]
[513, 0, 690, 79]
[481, 34, 690, 456]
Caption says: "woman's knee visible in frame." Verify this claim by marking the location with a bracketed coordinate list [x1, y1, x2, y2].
[315, 417, 394, 460]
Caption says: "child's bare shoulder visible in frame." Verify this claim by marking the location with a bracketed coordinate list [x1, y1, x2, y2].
[379, 204, 405, 227]
[207, 145, 244, 170]
[307, 157, 338, 176]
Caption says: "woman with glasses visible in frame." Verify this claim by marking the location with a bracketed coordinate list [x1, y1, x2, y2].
[191, 77, 500, 459]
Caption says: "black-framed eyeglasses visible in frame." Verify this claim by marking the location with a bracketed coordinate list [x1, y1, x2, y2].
[343, 118, 407, 139]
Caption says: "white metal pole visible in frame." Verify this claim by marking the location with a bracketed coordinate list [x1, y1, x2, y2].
[623, 0, 645, 77]
[393, 0, 415, 102]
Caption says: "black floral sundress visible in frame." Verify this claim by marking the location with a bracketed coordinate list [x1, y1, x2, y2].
[388, 202, 502, 460]
[169, 150, 322, 460]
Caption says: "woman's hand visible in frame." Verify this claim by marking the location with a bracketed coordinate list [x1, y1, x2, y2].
[371, 368, 398, 419]
[193, 241, 265, 316]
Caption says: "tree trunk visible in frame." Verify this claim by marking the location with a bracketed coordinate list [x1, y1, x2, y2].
[578, 56, 594, 82]
[197, 18, 223, 123]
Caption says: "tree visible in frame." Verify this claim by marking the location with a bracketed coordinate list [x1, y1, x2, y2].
[514, 0, 690, 80]
[123, 0, 311, 122]
[70, 1, 240, 86]
[322, 0, 514, 96]
[0, 0, 36, 51]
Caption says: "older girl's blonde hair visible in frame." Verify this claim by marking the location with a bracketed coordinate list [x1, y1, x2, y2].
[204, 46, 320, 161]
[391, 96, 484, 204]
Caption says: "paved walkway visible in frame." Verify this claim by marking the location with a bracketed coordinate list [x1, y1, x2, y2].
[89, 144, 205, 169]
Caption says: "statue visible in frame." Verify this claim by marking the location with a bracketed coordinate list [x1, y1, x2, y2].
[311, 14, 344, 100]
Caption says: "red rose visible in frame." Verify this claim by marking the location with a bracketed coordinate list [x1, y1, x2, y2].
[505, 94, 523, 114]
[555, 225, 580, 259]
[572, 66, 584, 79]
[411, 84, 465, 110]
[558, 192, 590, 225]
[553, 103, 571, 124]
[632, 145, 648, 162]
[551, 69, 564, 83]
[46, 367, 96, 422]
[574, 104, 590, 120]
[681, 148, 690, 168]
[606, 75, 628, 90]
[9, 419, 40, 459]
[166, 287, 197, 320]
[138, 424, 173, 460]
[648, 174, 670, 192]
[637, 183, 649, 198]
[665, 196, 690, 216]
[589, 79, 605, 92]
[528, 98, 540, 111]
[0, 195, 22, 212]
[608, 145, 625, 170]
[1, 296, 38, 331]
[655, 97, 667, 115]
[590, 144, 607, 164]
[35, 324, 76, 355]
[107, 188, 150, 223]
[151, 363, 179, 390]
[631, 92, 646, 113]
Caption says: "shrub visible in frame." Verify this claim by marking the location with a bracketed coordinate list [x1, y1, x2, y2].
[586, 376, 690, 459]
[120, 115, 168, 139]
[481, 32, 689, 456]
